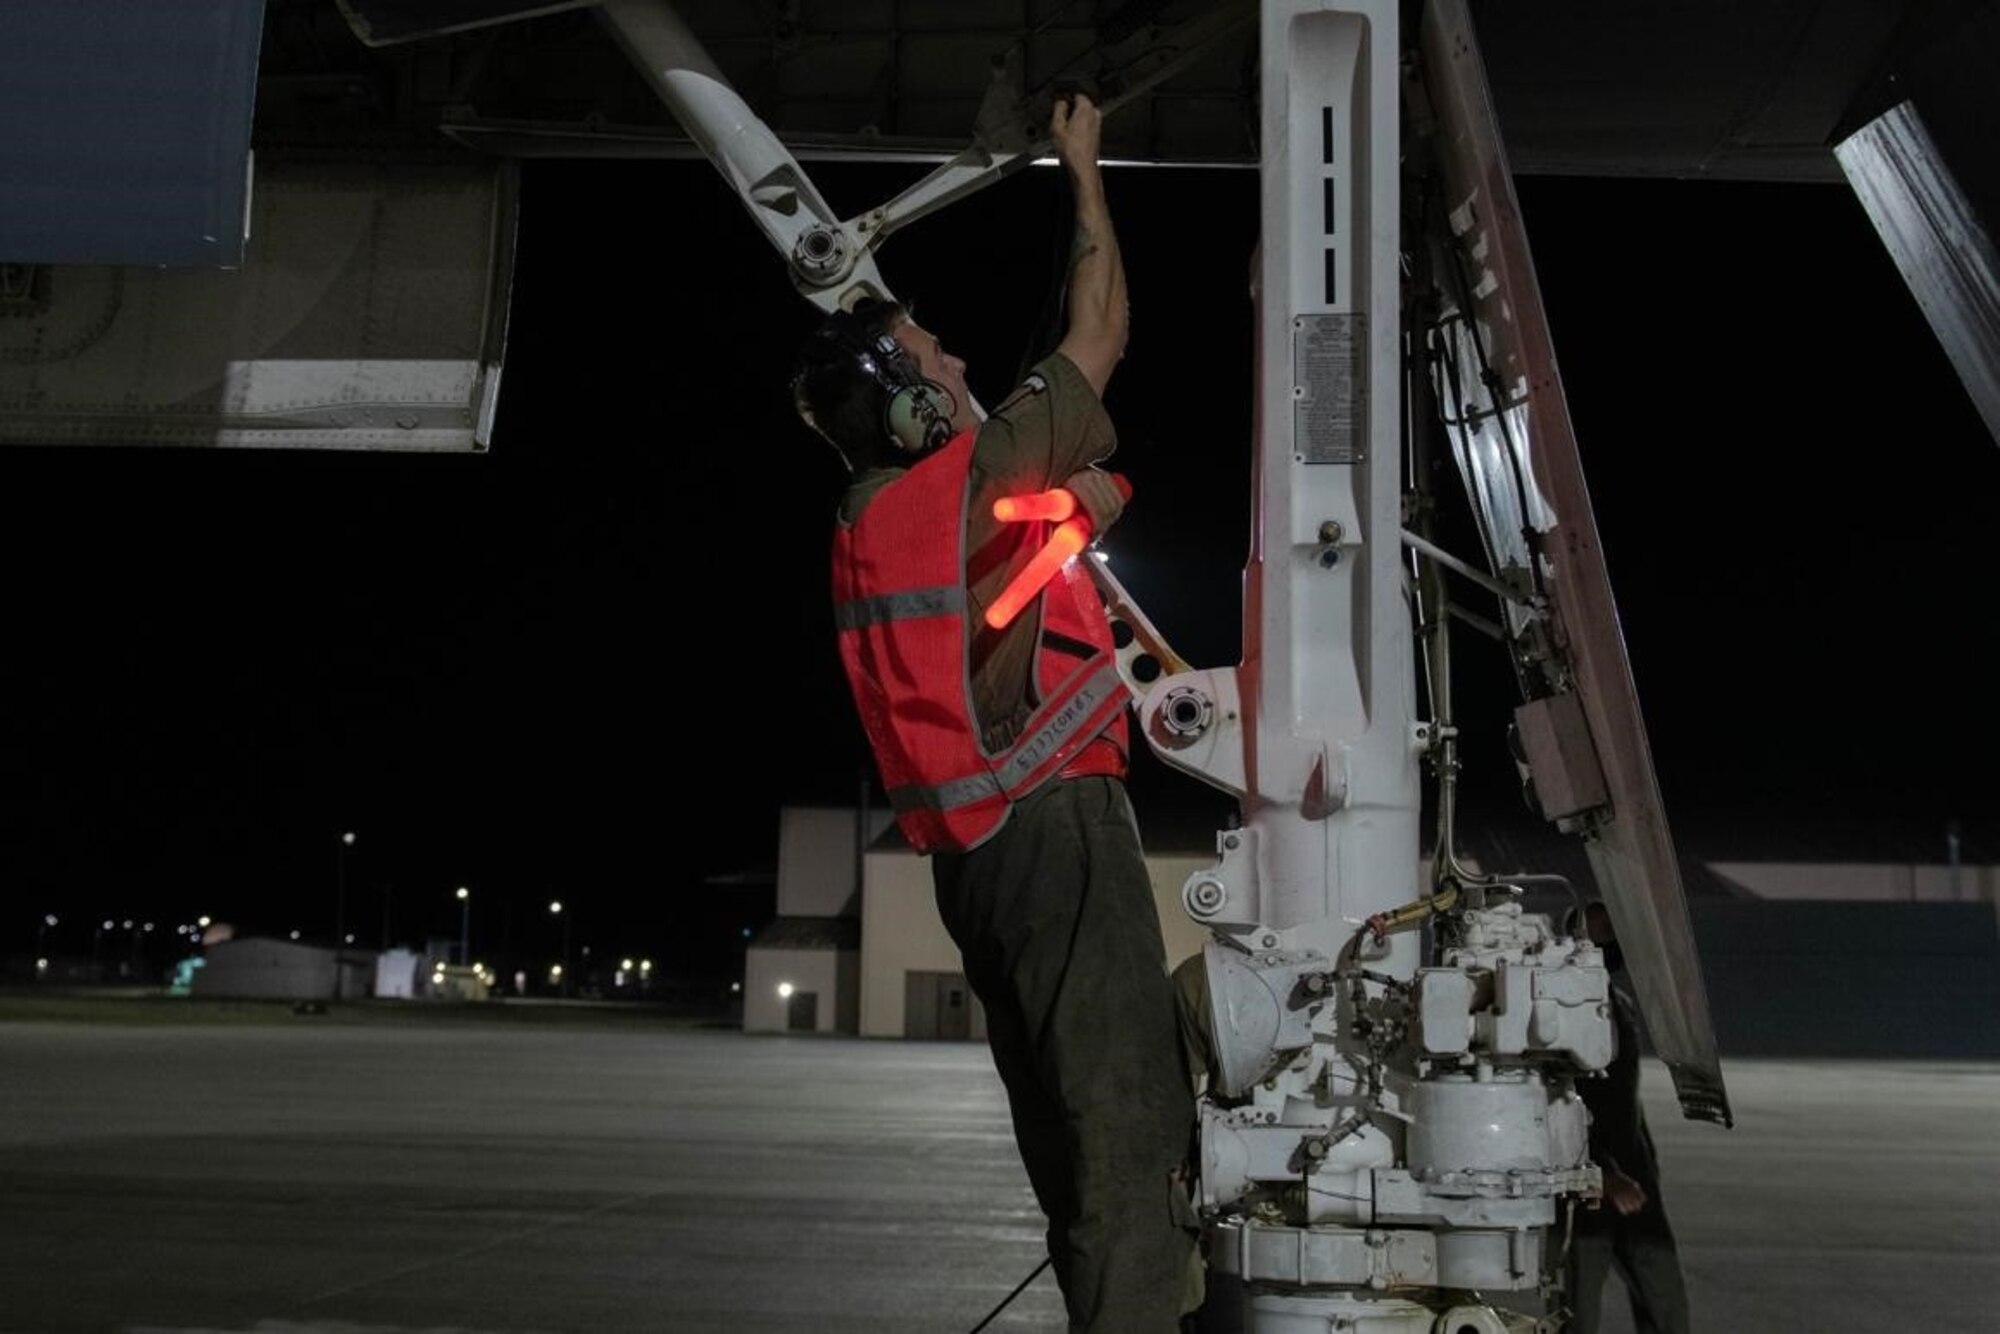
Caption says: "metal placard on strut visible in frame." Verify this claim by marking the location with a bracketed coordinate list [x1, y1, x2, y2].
[1292, 312, 1366, 463]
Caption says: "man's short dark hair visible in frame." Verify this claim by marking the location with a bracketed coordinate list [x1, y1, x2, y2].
[791, 298, 908, 471]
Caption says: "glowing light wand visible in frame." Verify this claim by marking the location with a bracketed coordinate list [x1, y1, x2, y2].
[984, 474, 1131, 629]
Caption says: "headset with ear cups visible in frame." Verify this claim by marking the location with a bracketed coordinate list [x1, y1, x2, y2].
[864, 330, 957, 454]
[792, 306, 959, 460]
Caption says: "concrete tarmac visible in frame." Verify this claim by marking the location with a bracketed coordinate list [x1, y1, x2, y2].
[1, 1008, 1994, 1333]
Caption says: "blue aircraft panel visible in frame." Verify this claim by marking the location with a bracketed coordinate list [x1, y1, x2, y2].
[0, 0, 266, 267]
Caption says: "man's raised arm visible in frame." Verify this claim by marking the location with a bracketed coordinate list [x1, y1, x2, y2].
[1050, 94, 1127, 399]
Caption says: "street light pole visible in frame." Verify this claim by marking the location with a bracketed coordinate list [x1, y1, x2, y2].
[335, 831, 357, 942]
[549, 900, 570, 998]
[334, 831, 356, 999]
[456, 886, 471, 965]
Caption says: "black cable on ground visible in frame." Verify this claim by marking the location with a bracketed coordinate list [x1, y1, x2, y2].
[966, 1255, 1054, 1333]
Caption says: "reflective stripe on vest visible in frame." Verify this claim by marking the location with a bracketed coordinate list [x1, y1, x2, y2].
[834, 584, 964, 632]
[889, 659, 1126, 816]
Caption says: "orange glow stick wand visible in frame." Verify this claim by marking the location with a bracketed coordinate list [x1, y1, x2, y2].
[991, 490, 1076, 524]
[984, 475, 1131, 630]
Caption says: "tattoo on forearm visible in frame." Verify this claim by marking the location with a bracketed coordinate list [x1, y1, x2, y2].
[1068, 230, 1102, 274]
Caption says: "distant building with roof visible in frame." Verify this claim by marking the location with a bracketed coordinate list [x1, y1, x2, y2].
[742, 806, 890, 1034]
[190, 936, 374, 1000]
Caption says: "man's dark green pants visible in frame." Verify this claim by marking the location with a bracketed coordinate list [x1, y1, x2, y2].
[933, 775, 1199, 1334]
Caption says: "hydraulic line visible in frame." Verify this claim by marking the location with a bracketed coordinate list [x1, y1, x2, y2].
[1408, 421, 1578, 912]
[1434, 183, 1549, 607]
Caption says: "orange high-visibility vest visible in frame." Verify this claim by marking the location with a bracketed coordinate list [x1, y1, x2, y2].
[831, 430, 1129, 854]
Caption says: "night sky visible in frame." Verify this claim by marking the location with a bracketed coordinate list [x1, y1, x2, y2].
[3, 155, 1994, 985]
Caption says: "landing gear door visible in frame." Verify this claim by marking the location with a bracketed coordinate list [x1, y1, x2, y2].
[1412, 0, 1730, 1126]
